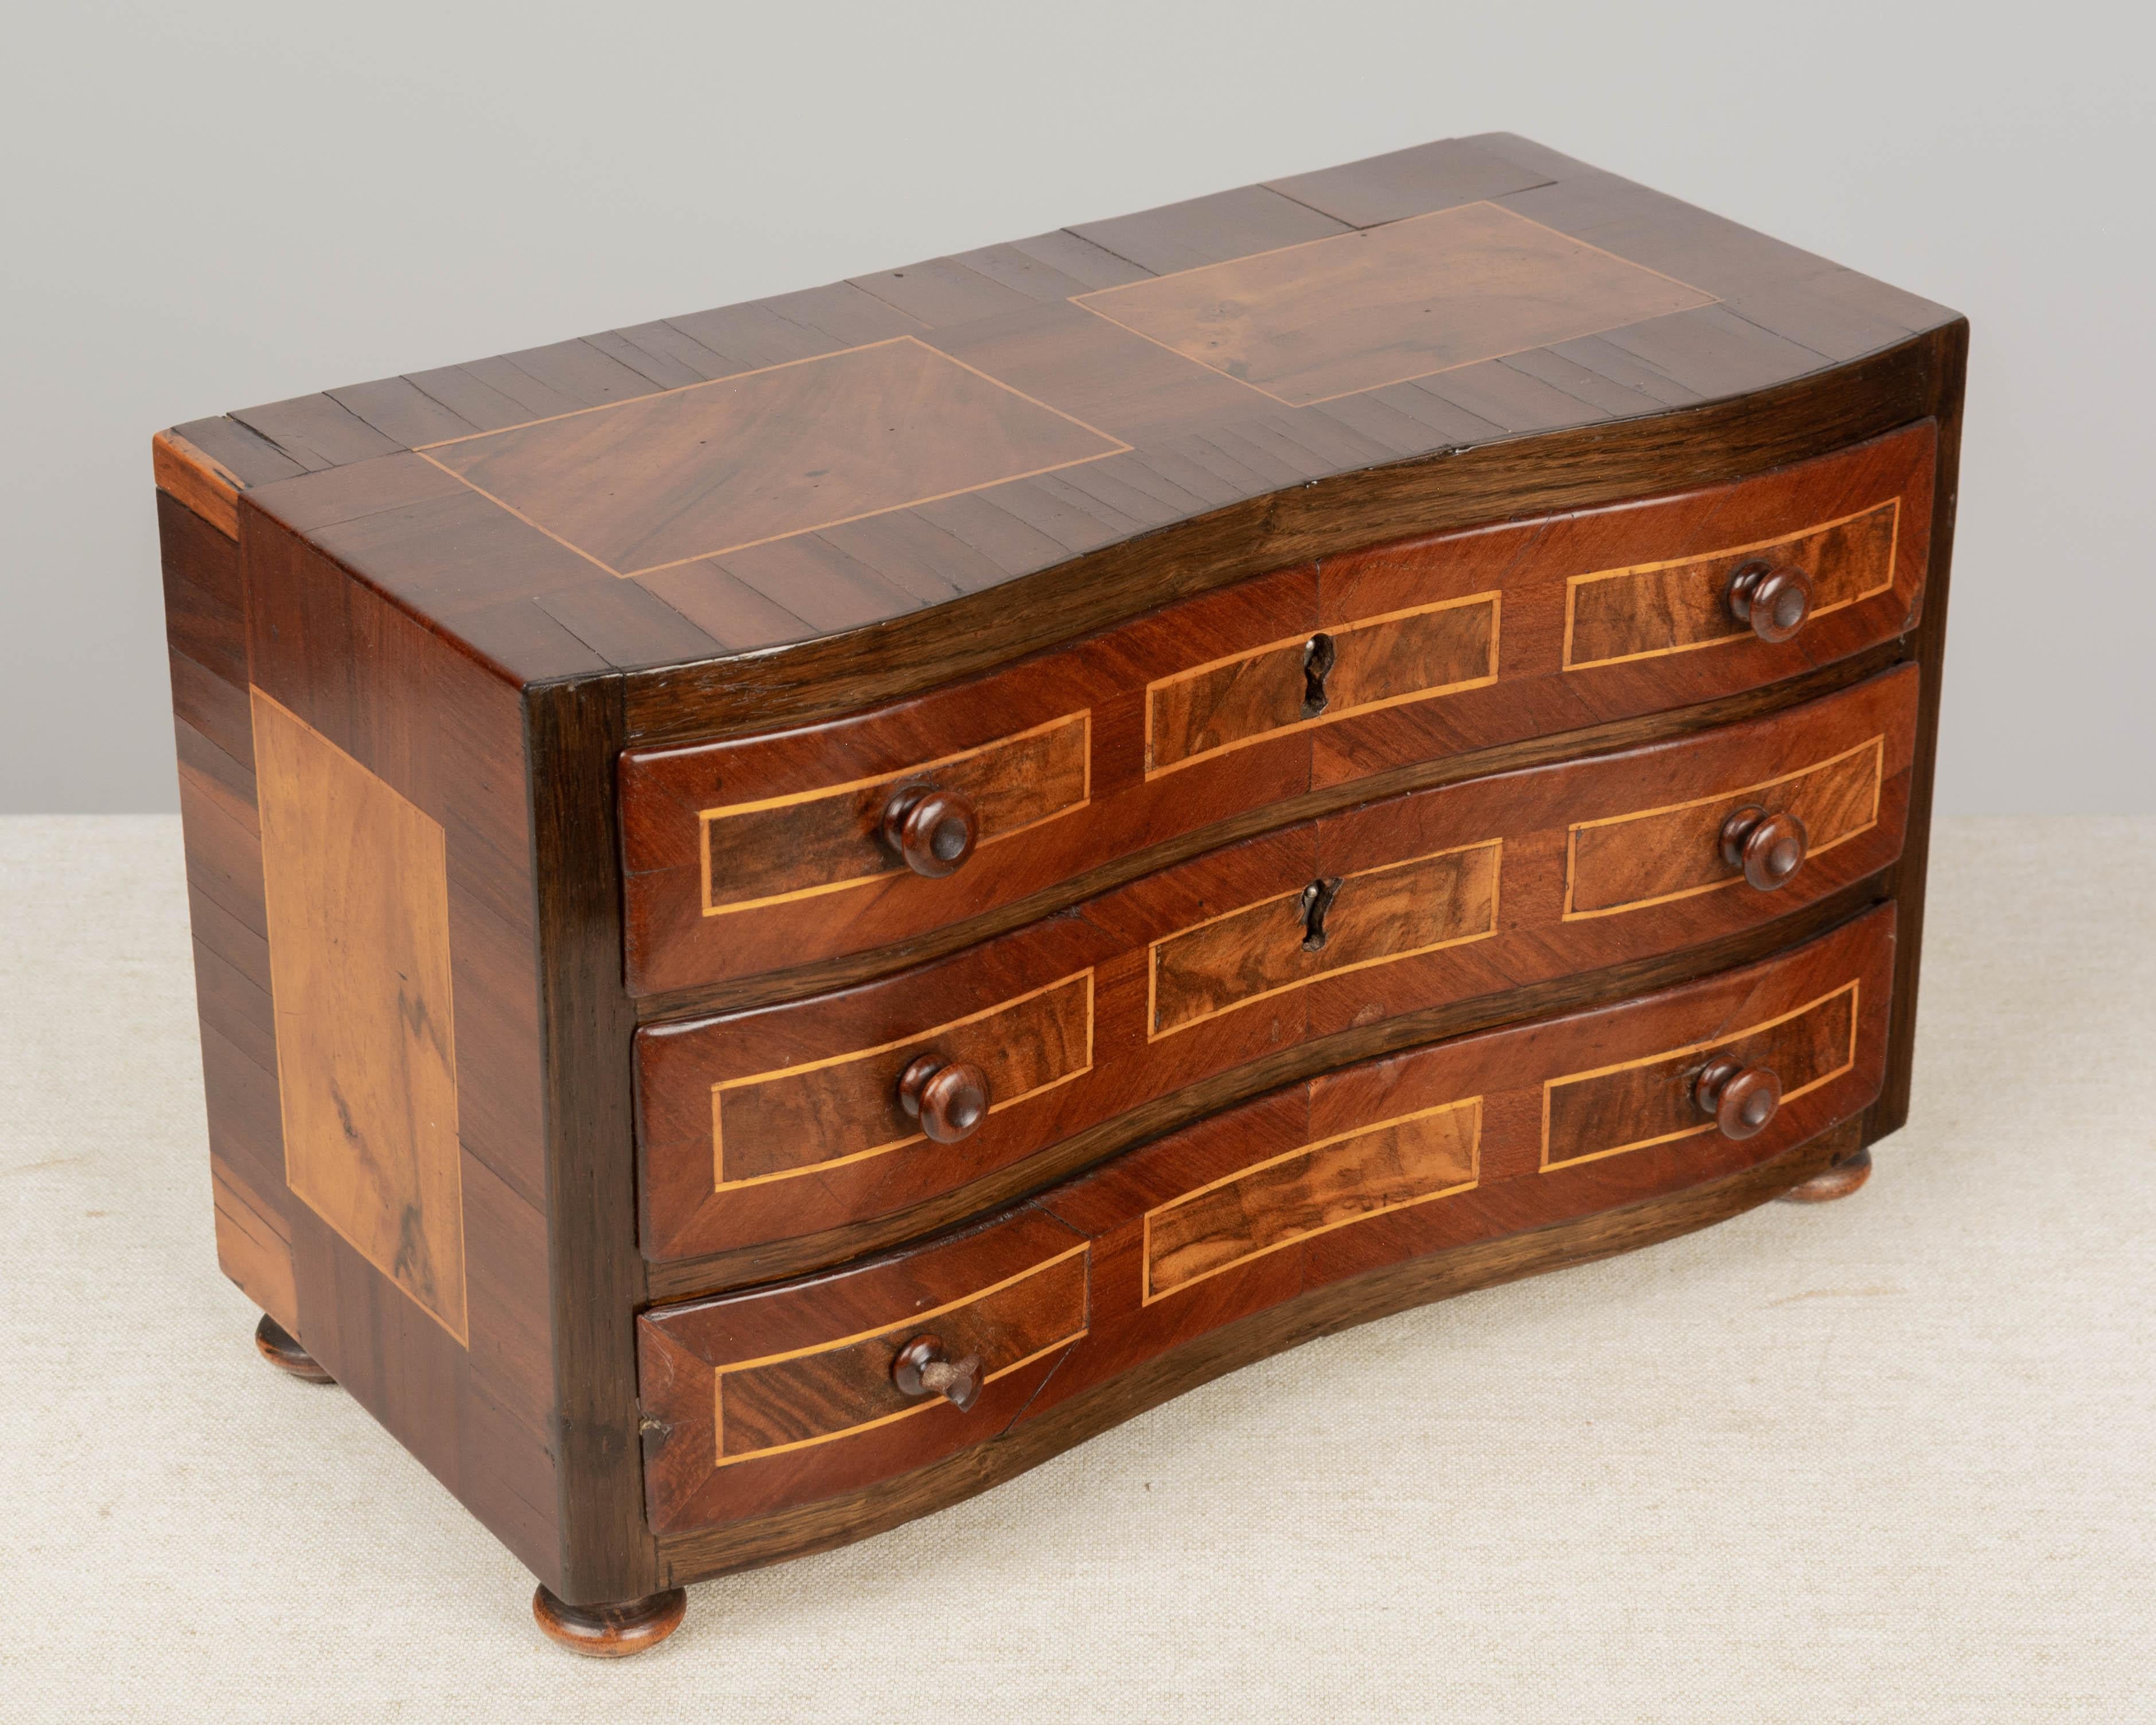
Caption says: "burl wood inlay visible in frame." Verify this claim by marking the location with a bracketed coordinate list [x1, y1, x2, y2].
[421, 337, 1125, 575]
[1150, 840, 1501, 1038]
[250, 689, 468, 1343]
[712, 973, 1093, 1188]
[1147, 592, 1499, 774]
[1542, 982, 1859, 1171]
[1565, 734, 1885, 919]
[714, 1244, 1088, 1465]
[700, 711, 1089, 915]
[1565, 499, 1900, 670]
[1076, 202, 1714, 407]
[1143, 1100, 1481, 1301]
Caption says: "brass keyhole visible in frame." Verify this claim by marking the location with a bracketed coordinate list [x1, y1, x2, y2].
[1302, 633, 1337, 718]
[1298, 876, 1342, 951]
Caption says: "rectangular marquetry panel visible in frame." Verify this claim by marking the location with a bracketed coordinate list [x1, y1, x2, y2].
[701, 712, 1089, 914]
[1150, 840, 1501, 1038]
[1143, 1100, 1481, 1301]
[250, 689, 467, 1343]
[421, 337, 1124, 575]
[1076, 202, 1714, 407]
[711, 1245, 1086, 1466]
[1565, 499, 1899, 670]
[1147, 592, 1498, 774]
[1565, 735, 1886, 919]
[1542, 982, 1859, 1171]
[713, 973, 1093, 1187]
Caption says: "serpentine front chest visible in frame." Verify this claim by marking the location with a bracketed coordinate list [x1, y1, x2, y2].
[154, 130, 1964, 1655]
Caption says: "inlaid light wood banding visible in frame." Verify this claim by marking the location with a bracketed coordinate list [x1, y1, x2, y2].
[418, 337, 1127, 576]
[698, 711, 1090, 915]
[713, 1244, 1089, 1466]
[1075, 202, 1715, 407]
[1540, 982, 1859, 1171]
[250, 689, 468, 1345]
[1563, 499, 1900, 671]
[711, 973, 1093, 1189]
[1143, 1101, 1481, 1301]
[1564, 735, 1885, 920]
[1146, 592, 1499, 775]
[1149, 839, 1501, 1038]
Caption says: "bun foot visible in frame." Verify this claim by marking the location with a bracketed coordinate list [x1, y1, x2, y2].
[532, 1584, 687, 1657]
[1780, 1143, 1873, 1204]
[254, 1314, 335, 1384]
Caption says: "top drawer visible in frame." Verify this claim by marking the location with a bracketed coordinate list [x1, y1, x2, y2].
[620, 422, 1935, 998]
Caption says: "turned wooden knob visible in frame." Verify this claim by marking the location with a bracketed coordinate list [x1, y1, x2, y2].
[1718, 805, 1808, 891]
[1726, 560, 1813, 643]
[892, 1334, 982, 1411]
[880, 783, 978, 878]
[1693, 1056, 1783, 1140]
[897, 1055, 989, 1143]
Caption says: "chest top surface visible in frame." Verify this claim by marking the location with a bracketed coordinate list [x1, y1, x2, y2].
[159, 132, 1956, 707]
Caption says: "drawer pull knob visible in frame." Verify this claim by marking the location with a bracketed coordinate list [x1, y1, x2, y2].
[881, 783, 979, 879]
[1726, 560, 1814, 643]
[892, 1334, 983, 1411]
[1718, 806, 1808, 892]
[897, 1055, 990, 1143]
[1693, 1057, 1783, 1140]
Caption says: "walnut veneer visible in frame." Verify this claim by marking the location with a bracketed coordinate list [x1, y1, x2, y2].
[154, 132, 1964, 1655]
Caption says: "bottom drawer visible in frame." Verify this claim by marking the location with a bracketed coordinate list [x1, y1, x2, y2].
[637, 904, 1894, 1541]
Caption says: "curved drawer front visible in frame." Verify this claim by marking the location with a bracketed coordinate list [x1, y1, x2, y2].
[618, 422, 1934, 997]
[638, 906, 1895, 1538]
[636, 665, 1917, 1265]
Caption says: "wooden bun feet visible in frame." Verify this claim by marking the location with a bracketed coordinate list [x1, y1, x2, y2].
[1780, 1143, 1873, 1204]
[532, 1585, 688, 1657]
[254, 1314, 335, 1383]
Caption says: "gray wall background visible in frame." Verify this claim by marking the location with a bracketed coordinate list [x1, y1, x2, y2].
[4, 1, 2147, 814]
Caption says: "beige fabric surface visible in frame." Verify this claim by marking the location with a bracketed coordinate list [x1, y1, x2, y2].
[1, 815, 2149, 1722]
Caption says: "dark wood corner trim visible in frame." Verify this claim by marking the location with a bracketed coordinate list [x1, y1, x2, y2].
[526, 676, 660, 1604]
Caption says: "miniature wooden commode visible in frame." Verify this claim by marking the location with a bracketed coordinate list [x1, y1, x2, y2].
[154, 133, 1963, 1655]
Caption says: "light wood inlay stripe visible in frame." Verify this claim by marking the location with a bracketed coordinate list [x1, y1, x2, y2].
[1144, 1100, 1481, 1301]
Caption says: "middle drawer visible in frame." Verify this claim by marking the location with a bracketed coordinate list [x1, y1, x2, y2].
[637, 665, 1917, 1266]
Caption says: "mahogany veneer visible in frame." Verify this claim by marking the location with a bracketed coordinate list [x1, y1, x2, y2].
[154, 133, 1963, 1654]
